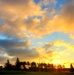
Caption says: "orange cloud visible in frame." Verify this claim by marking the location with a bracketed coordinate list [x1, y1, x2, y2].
[0, 0, 74, 38]
[0, 0, 43, 38]
[25, 0, 74, 37]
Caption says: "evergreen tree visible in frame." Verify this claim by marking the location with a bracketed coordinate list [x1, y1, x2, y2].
[70, 63, 74, 72]
[15, 57, 21, 70]
[4, 59, 11, 70]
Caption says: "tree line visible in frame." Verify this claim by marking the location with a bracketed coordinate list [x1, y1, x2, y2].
[0, 57, 74, 72]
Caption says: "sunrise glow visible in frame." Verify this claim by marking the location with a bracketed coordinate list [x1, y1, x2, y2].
[52, 60, 62, 65]
[0, 0, 74, 69]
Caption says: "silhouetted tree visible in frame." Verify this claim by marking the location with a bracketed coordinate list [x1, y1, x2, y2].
[15, 57, 21, 70]
[26, 61, 30, 70]
[0, 58, 72, 72]
[46, 63, 51, 71]
[22, 61, 26, 70]
[17, 61, 26, 71]
[57, 64, 62, 71]
[39, 63, 45, 71]
[70, 63, 74, 72]
[0, 66, 3, 71]
[4, 59, 12, 70]
[30, 62, 37, 71]
[31, 62, 36, 68]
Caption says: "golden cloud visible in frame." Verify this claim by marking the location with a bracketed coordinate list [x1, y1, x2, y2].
[0, 0, 43, 38]
[0, 0, 73, 38]
[26, 0, 74, 37]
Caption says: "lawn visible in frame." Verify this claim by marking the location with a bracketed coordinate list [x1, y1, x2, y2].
[0, 71, 74, 75]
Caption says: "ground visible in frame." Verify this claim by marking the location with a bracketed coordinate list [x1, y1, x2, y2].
[0, 71, 74, 75]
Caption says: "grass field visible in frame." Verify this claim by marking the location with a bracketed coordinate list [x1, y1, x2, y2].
[0, 71, 74, 75]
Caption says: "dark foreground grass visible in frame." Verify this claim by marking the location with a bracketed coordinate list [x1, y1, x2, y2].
[0, 71, 74, 75]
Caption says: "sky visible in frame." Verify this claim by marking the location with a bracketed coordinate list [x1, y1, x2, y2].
[0, 0, 74, 68]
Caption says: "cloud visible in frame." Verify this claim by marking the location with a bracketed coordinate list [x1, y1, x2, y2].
[36, 47, 55, 63]
[0, 53, 13, 61]
[0, 37, 74, 64]
[37, 42, 43, 45]
[37, 40, 74, 64]
[0, 0, 74, 38]
[0, 0, 74, 65]
[45, 50, 55, 58]
[43, 43, 53, 50]
[0, 0, 43, 38]
[52, 40, 70, 47]
[41, 40, 74, 65]
[0, 47, 14, 64]
[61, 0, 74, 23]
[50, 40, 74, 51]
[70, 34, 74, 40]
[29, 39, 74, 63]
[0, 0, 58, 38]
[39, 0, 57, 6]
[0, 36, 39, 64]
[0, 37, 32, 48]
[0, 0, 42, 17]
[24, 0, 74, 38]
